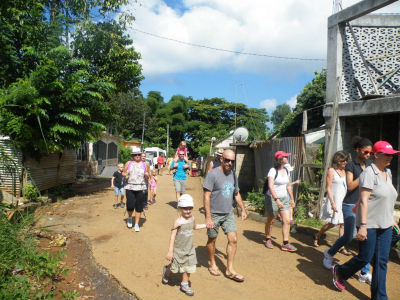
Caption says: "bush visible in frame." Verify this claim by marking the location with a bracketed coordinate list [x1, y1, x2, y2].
[246, 188, 265, 213]
[23, 184, 39, 202]
[118, 144, 132, 164]
[0, 213, 66, 299]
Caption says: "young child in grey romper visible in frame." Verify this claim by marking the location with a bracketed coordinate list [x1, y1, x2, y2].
[162, 194, 206, 296]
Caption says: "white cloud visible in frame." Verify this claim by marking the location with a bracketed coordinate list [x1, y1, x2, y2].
[259, 98, 277, 112]
[286, 94, 298, 109]
[123, 0, 400, 76]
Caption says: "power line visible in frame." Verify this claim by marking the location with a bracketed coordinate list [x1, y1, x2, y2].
[132, 28, 326, 62]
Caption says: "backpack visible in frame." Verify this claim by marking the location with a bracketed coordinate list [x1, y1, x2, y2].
[262, 168, 288, 194]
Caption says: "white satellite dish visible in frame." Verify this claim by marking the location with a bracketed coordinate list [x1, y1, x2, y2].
[233, 127, 249, 143]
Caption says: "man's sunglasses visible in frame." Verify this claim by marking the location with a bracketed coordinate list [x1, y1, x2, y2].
[223, 158, 235, 163]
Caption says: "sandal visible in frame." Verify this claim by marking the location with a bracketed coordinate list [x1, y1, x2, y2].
[226, 272, 244, 282]
[313, 234, 319, 247]
[208, 266, 221, 276]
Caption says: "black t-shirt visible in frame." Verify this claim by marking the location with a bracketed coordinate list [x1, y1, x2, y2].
[113, 171, 124, 188]
[343, 160, 370, 204]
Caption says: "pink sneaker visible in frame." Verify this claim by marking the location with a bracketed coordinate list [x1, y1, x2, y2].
[331, 265, 346, 291]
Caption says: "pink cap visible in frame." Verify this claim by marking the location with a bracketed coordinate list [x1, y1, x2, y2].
[373, 141, 400, 155]
[274, 150, 291, 160]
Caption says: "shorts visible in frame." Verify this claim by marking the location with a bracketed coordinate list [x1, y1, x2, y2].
[169, 263, 196, 274]
[126, 189, 145, 212]
[173, 179, 186, 193]
[114, 187, 124, 196]
[207, 211, 237, 238]
[158, 164, 163, 168]
[264, 194, 290, 217]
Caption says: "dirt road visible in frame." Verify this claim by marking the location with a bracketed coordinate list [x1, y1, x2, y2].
[36, 173, 400, 300]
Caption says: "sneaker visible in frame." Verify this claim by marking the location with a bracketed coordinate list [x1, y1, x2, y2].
[180, 284, 194, 296]
[162, 265, 169, 284]
[134, 224, 140, 232]
[281, 243, 297, 252]
[263, 239, 273, 249]
[126, 217, 133, 228]
[331, 265, 346, 291]
[358, 272, 372, 285]
[119, 202, 125, 208]
[113, 203, 119, 209]
[323, 249, 333, 269]
[151, 199, 156, 204]
[144, 204, 149, 210]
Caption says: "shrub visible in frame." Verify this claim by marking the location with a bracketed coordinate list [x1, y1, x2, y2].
[23, 184, 39, 202]
[246, 188, 265, 213]
[0, 213, 66, 299]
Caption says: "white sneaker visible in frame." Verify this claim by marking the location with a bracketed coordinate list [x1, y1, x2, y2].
[134, 224, 140, 232]
[358, 272, 372, 285]
[323, 249, 333, 269]
[126, 217, 133, 228]
[180, 284, 194, 296]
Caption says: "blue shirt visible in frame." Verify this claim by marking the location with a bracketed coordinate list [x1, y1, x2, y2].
[171, 160, 187, 180]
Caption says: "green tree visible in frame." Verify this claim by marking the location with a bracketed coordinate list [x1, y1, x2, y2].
[271, 104, 291, 131]
[0, 46, 113, 155]
[279, 69, 326, 137]
[72, 21, 143, 92]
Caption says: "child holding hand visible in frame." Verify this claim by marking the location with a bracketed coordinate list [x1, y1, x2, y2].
[149, 170, 157, 204]
[162, 194, 206, 296]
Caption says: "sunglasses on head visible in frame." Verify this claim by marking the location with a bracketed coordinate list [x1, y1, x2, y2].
[223, 158, 235, 163]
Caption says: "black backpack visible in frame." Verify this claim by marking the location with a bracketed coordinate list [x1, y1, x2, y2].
[262, 168, 288, 194]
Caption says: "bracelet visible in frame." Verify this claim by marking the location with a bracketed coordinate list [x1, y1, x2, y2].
[360, 223, 367, 226]
[275, 198, 280, 202]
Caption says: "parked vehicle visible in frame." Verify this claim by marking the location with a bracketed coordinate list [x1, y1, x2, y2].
[145, 147, 166, 168]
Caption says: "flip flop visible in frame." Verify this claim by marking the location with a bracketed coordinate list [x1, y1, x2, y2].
[208, 267, 221, 276]
[226, 273, 244, 282]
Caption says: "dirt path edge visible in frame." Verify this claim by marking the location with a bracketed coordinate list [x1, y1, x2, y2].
[65, 231, 140, 300]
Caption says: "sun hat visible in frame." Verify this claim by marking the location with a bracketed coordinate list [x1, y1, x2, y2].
[131, 146, 142, 155]
[274, 150, 291, 160]
[178, 194, 194, 208]
[373, 141, 400, 155]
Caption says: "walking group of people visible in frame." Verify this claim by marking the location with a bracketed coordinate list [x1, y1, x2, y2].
[112, 137, 399, 299]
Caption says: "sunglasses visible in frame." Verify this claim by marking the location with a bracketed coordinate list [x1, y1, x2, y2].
[132, 154, 141, 156]
[223, 158, 235, 163]
[362, 151, 373, 155]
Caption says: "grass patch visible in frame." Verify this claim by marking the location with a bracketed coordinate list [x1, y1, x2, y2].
[0, 212, 73, 299]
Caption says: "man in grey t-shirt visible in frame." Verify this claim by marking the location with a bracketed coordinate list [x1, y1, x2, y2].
[203, 149, 247, 282]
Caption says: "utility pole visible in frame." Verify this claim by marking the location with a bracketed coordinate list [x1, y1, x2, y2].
[141, 110, 146, 151]
[166, 124, 169, 156]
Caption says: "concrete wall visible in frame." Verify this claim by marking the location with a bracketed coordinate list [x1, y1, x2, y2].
[234, 145, 254, 195]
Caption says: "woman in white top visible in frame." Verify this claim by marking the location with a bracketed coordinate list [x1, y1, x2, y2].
[123, 147, 149, 232]
[314, 151, 349, 247]
[264, 151, 297, 252]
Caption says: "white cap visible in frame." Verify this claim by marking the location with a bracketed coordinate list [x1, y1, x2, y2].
[178, 194, 194, 208]
[131, 146, 141, 155]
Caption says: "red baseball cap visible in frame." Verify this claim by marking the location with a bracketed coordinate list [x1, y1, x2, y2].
[373, 141, 400, 155]
[274, 150, 291, 160]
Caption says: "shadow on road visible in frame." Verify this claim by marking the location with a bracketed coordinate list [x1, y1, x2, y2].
[166, 201, 177, 209]
[293, 242, 369, 300]
[196, 246, 227, 271]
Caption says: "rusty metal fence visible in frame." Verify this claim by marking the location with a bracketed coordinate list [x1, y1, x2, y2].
[250, 137, 304, 190]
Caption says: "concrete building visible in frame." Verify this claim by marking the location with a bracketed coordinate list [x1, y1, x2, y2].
[323, 0, 400, 190]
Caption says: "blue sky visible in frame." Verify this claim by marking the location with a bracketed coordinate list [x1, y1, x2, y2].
[123, 0, 399, 113]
